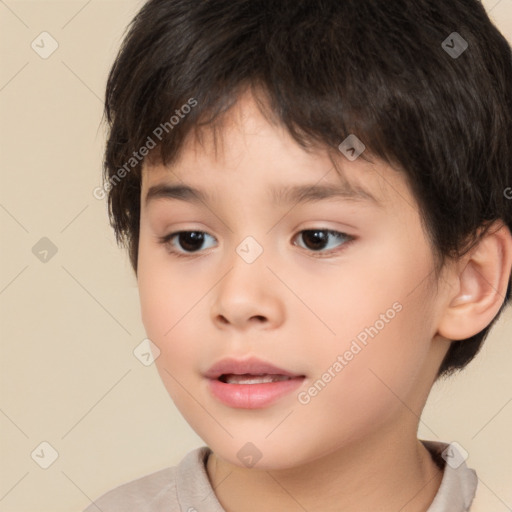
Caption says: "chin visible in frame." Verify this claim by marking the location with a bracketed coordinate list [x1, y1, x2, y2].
[204, 436, 323, 472]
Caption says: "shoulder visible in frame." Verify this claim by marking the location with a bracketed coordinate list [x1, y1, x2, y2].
[82, 446, 217, 512]
[82, 465, 178, 512]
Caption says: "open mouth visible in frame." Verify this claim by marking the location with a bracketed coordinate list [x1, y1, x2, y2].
[218, 373, 295, 384]
[204, 356, 306, 408]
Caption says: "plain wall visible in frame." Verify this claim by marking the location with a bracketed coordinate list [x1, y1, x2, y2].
[0, 1, 511, 510]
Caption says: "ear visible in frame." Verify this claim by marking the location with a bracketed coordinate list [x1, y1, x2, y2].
[437, 221, 512, 341]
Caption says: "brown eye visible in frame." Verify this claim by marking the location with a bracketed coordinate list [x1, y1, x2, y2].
[159, 231, 217, 254]
[175, 231, 206, 252]
[294, 229, 352, 253]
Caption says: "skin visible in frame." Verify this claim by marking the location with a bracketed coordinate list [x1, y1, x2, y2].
[136, 90, 512, 511]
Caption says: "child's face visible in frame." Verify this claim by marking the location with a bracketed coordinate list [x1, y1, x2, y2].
[137, 92, 451, 469]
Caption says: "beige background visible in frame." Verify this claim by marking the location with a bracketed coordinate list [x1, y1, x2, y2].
[0, 1, 511, 510]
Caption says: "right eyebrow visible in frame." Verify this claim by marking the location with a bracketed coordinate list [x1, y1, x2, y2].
[144, 184, 212, 208]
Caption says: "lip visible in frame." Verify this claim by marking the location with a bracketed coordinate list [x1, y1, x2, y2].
[204, 357, 305, 409]
[204, 357, 302, 379]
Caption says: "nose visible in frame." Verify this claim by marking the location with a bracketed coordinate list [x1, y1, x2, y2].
[210, 251, 285, 331]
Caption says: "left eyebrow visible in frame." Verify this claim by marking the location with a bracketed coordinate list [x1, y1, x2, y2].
[268, 182, 382, 207]
[144, 181, 382, 209]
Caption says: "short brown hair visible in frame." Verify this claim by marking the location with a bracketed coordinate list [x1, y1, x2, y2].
[102, 0, 512, 378]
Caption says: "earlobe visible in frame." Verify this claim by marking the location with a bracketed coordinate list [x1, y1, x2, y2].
[437, 221, 512, 341]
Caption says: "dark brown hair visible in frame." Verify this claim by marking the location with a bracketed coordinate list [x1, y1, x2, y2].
[103, 0, 512, 378]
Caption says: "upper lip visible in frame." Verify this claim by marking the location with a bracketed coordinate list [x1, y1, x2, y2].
[204, 357, 304, 379]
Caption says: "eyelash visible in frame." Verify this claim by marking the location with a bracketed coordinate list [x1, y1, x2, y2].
[157, 229, 355, 259]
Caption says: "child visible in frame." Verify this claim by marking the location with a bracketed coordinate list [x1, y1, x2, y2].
[85, 0, 512, 510]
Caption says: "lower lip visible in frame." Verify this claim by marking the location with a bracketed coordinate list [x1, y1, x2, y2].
[207, 377, 305, 409]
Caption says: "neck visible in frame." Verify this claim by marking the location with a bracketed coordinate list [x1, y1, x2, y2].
[206, 424, 443, 512]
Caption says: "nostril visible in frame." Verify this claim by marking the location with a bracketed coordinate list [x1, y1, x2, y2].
[215, 314, 267, 325]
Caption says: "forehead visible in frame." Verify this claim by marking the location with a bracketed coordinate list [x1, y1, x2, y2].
[141, 91, 409, 212]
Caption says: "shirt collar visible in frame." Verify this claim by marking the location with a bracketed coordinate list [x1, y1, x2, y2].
[422, 440, 478, 512]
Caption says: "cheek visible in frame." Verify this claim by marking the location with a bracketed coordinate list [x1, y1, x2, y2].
[137, 238, 200, 366]
[138, 225, 198, 336]
[138, 262, 206, 418]
[290, 230, 433, 354]
[299, 236, 436, 417]
[290, 302, 434, 459]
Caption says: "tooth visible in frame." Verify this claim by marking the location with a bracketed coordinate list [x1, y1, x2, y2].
[224, 374, 292, 384]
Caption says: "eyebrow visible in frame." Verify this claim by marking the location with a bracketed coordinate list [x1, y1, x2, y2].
[144, 181, 381, 208]
[270, 182, 380, 206]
